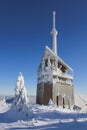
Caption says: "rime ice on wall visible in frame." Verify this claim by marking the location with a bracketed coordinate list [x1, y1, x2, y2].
[37, 46, 73, 85]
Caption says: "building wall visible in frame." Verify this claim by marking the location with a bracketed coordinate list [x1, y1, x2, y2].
[52, 82, 74, 108]
[36, 83, 52, 105]
[36, 82, 74, 108]
[36, 83, 44, 104]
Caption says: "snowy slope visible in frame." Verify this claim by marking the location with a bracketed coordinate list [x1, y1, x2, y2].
[0, 100, 87, 130]
[0, 94, 87, 130]
[75, 94, 87, 108]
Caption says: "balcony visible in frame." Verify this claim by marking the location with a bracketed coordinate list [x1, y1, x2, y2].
[52, 69, 73, 80]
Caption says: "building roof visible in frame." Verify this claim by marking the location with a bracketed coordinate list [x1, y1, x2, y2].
[43, 46, 73, 72]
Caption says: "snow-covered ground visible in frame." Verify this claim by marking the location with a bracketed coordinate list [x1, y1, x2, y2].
[0, 96, 87, 130]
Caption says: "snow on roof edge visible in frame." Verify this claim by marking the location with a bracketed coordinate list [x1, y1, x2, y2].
[45, 46, 73, 72]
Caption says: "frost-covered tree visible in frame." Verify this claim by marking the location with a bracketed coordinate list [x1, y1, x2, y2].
[12, 72, 30, 114]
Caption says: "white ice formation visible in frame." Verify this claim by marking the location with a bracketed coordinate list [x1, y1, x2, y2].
[12, 72, 30, 115]
[48, 99, 54, 106]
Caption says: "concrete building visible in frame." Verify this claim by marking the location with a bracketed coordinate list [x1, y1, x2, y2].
[36, 11, 74, 108]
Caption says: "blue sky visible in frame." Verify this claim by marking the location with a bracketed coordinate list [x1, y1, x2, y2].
[0, 0, 87, 95]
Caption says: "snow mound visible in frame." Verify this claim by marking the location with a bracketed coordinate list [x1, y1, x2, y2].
[0, 97, 6, 105]
[48, 99, 55, 106]
[0, 97, 9, 113]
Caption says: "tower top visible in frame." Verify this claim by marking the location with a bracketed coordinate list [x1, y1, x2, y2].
[53, 11, 56, 29]
[51, 11, 58, 55]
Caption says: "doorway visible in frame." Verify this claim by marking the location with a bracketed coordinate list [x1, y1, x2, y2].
[56, 96, 59, 106]
[63, 97, 65, 108]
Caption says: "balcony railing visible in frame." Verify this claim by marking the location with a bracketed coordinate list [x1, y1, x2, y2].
[52, 69, 73, 80]
[38, 68, 73, 80]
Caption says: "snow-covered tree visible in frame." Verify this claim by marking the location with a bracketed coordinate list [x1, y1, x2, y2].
[12, 72, 30, 114]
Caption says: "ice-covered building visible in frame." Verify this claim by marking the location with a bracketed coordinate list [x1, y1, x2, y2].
[36, 11, 74, 108]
